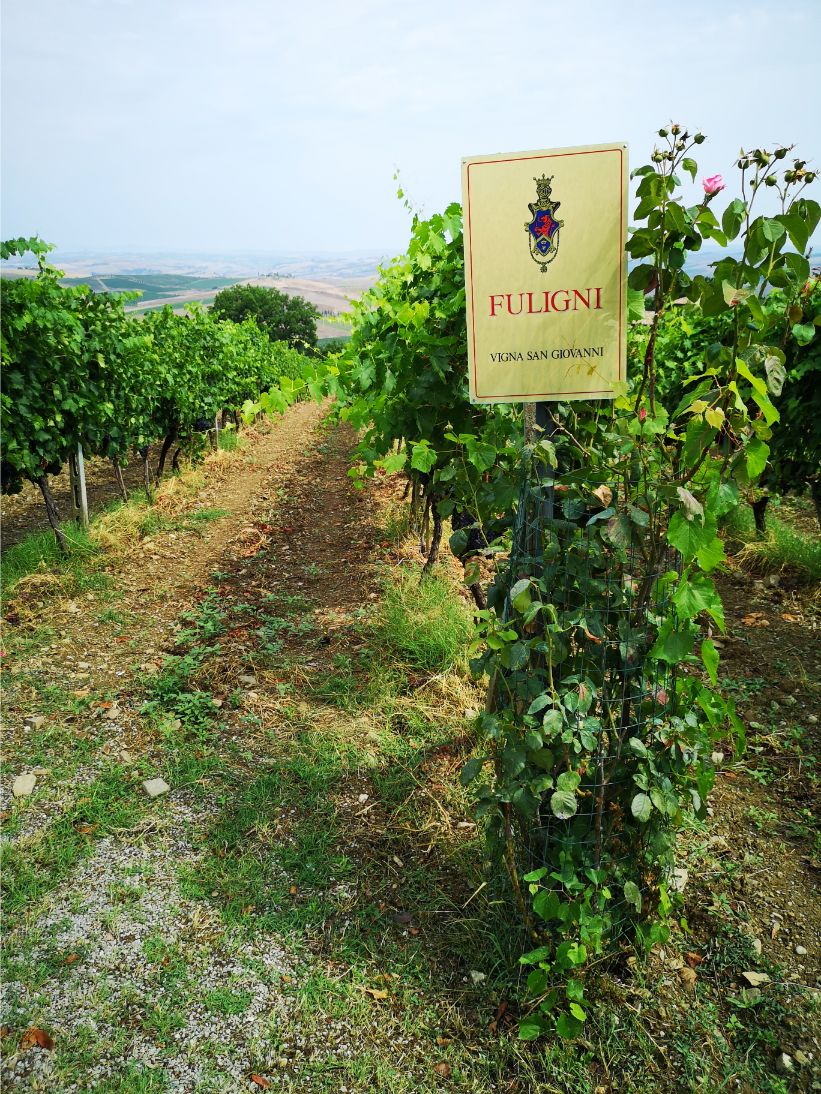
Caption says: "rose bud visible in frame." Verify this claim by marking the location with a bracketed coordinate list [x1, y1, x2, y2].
[702, 174, 725, 196]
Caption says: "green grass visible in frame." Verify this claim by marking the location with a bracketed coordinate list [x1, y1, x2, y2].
[203, 987, 253, 1015]
[217, 428, 241, 452]
[726, 500, 821, 581]
[188, 507, 230, 523]
[1, 521, 104, 596]
[178, 745, 352, 934]
[376, 570, 472, 672]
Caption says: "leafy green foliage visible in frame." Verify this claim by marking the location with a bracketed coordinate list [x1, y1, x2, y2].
[331, 124, 817, 1042]
[630, 281, 821, 513]
[1, 255, 88, 491]
[1, 240, 316, 505]
[332, 204, 521, 566]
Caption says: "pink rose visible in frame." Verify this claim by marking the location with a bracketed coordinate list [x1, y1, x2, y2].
[702, 174, 725, 196]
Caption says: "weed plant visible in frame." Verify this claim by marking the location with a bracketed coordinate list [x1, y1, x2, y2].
[376, 570, 471, 673]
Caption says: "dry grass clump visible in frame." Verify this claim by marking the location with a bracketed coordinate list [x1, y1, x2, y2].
[88, 501, 147, 551]
[2, 570, 66, 625]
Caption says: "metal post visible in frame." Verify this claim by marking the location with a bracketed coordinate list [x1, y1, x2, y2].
[534, 401, 557, 523]
[68, 443, 89, 528]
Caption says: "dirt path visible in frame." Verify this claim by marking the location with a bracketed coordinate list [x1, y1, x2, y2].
[0, 403, 420, 1092]
[2, 401, 328, 756]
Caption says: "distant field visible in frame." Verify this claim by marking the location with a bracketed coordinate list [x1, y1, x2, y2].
[60, 273, 242, 303]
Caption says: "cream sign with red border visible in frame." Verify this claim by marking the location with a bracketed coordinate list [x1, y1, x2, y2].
[461, 142, 628, 403]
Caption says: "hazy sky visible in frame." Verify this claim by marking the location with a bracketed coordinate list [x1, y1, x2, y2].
[2, 0, 819, 256]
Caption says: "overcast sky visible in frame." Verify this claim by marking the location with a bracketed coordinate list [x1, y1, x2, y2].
[2, 0, 819, 256]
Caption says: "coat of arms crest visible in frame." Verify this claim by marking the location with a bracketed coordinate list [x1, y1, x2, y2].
[525, 174, 564, 272]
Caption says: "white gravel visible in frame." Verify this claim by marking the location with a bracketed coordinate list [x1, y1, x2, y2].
[1, 792, 298, 1091]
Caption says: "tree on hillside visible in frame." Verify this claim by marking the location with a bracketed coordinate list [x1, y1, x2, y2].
[211, 284, 319, 353]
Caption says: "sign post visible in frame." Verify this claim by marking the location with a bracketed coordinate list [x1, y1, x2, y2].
[461, 141, 628, 597]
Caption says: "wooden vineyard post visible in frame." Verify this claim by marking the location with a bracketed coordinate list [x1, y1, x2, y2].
[68, 443, 89, 528]
[112, 458, 128, 502]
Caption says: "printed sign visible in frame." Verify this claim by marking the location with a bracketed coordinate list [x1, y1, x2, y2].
[461, 142, 628, 403]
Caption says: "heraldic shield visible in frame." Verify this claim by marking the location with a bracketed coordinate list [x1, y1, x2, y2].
[525, 174, 564, 272]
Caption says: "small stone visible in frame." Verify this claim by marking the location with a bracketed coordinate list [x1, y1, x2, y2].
[105, 706, 121, 720]
[12, 773, 37, 797]
[776, 1053, 794, 1075]
[469, 970, 486, 984]
[794, 1051, 811, 1067]
[670, 867, 689, 893]
[238, 675, 257, 687]
[77, 661, 91, 670]
[678, 967, 697, 992]
[752, 938, 762, 955]
[357, 793, 369, 804]
[808, 714, 818, 725]
[24, 715, 45, 731]
[142, 778, 170, 799]
[795, 945, 808, 956]
[783, 695, 797, 707]
[119, 750, 134, 764]
[464, 708, 478, 721]
[711, 751, 725, 766]
[742, 971, 770, 987]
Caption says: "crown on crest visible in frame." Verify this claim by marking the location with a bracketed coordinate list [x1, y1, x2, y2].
[533, 174, 554, 206]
